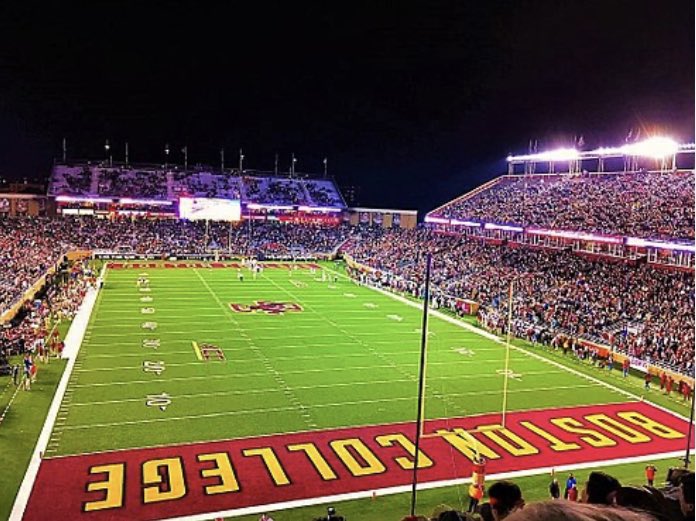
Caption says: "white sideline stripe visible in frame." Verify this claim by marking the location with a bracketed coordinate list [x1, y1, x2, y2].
[328, 267, 694, 424]
[158, 449, 692, 521]
[9, 266, 105, 521]
[68, 369, 570, 406]
[58, 383, 597, 430]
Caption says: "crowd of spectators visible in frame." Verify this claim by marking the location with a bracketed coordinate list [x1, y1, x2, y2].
[345, 227, 694, 374]
[1, 215, 693, 373]
[0, 219, 70, 315]
[432, 171, 695, 241]
[0, 217, 351, 316]
[304, 179, 345, 207]
[96, 169, 168, 199]
[400, 467, 693, 521]
[50, 165, 346, 207]
[262, 179, 308, 205]
[172, 171, 242, 199]
[1, 261, 94, 377]
[49, 166, 92, 195]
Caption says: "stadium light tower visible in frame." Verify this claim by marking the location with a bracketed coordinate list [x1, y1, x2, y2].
[291, 153, 297, 177]
[220, 147, 225, 172]
[239, 148, 244, 173]
[164, 143, 170, 169]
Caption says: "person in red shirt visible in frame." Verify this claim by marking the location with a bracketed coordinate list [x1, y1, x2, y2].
[645, 464, 657, 486]
[682, 382, 692, 402]
[567, 484, 578, 501]
[659, 372, 667, 391]
[644, 372, 652, 390]
[622, 359, 630, 378]
[666, 376, 673, 396]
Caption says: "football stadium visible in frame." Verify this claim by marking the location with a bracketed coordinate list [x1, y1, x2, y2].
[0, 140, 694, 521]
[0, 3, 695, 521]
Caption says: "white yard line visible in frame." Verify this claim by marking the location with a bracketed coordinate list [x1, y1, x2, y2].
[57, 383, 598, 431]
[68, 369, 570, 406]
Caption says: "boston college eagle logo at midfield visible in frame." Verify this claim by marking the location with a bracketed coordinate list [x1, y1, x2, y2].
[229, 301, 304, 315]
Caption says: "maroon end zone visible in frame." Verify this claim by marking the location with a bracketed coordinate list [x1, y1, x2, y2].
[23, 402, 694, 521]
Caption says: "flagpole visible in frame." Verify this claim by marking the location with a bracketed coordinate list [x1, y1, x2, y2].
[410, 253, 432, 518]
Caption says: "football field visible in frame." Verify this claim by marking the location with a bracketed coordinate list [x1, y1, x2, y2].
[48, 262, 627, 455]
[16, 262, 694, 521]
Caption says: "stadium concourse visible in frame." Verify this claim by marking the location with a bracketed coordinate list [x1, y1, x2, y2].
[1, 165, 694, 521]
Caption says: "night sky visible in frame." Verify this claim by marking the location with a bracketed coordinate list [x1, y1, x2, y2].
[0, 0, 693, 214]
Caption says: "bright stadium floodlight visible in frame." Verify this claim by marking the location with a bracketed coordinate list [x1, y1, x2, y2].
[507, 148, 579, 162]
[622, 136, 679, 158]
[536, 148, 580, 161]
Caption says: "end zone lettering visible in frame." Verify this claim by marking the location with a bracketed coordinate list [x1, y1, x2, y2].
[23, 402, 694, 521]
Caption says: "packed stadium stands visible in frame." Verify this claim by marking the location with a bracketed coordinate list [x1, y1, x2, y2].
[344, 226, 695, 375]
[429, 171, 695, 241]
[49, 164, 346, 207]
[0, 217, 351, 314]
[3, 162, 695, 381]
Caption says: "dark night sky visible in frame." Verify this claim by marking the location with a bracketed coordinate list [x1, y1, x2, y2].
[0, 0, 693, 214]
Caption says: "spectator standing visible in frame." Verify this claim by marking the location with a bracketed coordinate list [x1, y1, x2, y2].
[564, 473, 577, 499]
[567, 484, 578, 502]
[644, 465, 657, 486]
[549, 478, 560, 500]
[468, 483, 484, 512]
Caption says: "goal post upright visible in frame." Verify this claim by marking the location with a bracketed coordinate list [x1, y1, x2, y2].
[501, 280, 514, 429]
[410, 252, 432, 517]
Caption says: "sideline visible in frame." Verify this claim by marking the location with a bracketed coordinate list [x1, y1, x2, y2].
[8, 266, 106, 521]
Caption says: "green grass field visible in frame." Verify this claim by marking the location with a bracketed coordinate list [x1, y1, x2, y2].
[47, 262, 633, 457]
[5, 261, 692, 521]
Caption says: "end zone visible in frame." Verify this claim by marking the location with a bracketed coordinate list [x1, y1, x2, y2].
[20, 401, 695, 521]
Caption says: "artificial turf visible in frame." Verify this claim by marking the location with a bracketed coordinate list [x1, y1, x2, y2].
[47, 262, 630, 457]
